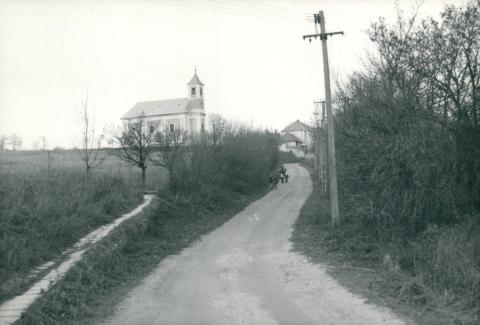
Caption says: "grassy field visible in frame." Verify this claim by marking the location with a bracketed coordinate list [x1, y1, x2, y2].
[0, 149, 167, 304]
[0, 150, 167, 189]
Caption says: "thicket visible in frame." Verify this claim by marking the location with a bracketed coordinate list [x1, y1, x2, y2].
[166, 120, 280, 198]
[0, 165, 143, 303]
[333, 1, 480, 322]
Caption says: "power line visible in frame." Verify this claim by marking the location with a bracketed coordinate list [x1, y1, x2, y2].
[146, 0, 311, 20]
[210, 0, 310, 16]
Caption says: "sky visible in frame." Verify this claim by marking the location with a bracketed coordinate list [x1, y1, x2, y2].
[0, 0, 467, 149]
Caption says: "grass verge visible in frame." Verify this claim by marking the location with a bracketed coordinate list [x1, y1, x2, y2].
[15, 187, 267, 325]
[291, 164, 479, 325]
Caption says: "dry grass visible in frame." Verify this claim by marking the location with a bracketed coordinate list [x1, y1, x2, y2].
[0, 149, 166, 303]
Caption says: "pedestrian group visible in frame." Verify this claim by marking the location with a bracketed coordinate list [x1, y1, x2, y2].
[269, 166, 289, 191]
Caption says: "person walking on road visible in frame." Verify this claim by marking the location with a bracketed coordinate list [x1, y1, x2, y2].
[273, 174, 278, 189]
[279, 166, 288, 183]
[269, 174, 278, 190]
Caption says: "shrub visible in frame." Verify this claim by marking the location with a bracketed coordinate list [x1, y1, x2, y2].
[169, 123, 279, 197]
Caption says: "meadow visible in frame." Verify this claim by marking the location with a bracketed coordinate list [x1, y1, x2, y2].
[0, 149, 167, 303]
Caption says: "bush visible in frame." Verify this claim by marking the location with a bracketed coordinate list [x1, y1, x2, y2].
[170, 124, 279, 197]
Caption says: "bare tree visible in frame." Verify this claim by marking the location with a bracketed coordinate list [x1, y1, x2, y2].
[76, 94, 106, 178]
[39, 136, 48, 150]
[0, 135, 8, 151]
[38, 136, 60, 180]
[151, 128, 187, 179]
[8, 134, 22, 151]
[208, 113, 229, 147]
[113, 114, 156, 185]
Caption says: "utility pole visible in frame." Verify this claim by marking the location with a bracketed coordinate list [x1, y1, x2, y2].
[314, 100, 325, 194]
[321, 101, 327, 197]
[313, 106, 320, 183]
[303, 11, 342, 226]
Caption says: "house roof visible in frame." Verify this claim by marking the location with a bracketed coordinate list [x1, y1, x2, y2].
[280, 132, 303, 143]
[188, 73, 204, 86]
[282, 119, 312, 132]
[122, 97, 205, 119]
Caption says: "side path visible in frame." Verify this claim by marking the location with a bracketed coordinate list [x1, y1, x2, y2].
[0, 195, 154, 325]
[100, 164, 410, 325]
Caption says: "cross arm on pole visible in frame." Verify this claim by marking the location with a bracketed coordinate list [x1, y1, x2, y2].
[303, 31, 344, 41]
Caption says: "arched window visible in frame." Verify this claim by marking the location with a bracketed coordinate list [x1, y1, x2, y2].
[200, 87, 203, 96]
[191, 87, 196, 96]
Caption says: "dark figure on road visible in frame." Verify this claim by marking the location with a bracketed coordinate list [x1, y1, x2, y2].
[279, 166, 288, 183]
[269, 174, 278, 190]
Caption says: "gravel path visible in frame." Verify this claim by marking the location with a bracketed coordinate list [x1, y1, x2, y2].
[100, 164, 409, 325]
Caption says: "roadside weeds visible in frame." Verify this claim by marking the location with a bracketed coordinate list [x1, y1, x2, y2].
[291, 166, 479, 325]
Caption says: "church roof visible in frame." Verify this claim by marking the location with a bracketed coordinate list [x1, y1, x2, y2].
[280, 132, 303, 143]
[188, 73, 204, 86]
[282, 120, 312, 132]
[121, 97, 204, 119]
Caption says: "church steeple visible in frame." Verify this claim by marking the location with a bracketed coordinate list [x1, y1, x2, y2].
[187, 69, 204, 100]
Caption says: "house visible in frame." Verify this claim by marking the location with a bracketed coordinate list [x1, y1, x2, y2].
[279, 132, 304, 155]
[121, 71, 206, 134]
[279, 119, 313, 157]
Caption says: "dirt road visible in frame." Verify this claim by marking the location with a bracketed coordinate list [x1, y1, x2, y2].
[100, 163, 407, 325]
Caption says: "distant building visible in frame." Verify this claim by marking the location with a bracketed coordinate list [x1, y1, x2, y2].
[121, 71, 206, 134]
[279, 119, 313, 157]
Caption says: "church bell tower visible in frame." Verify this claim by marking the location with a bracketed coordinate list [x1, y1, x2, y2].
[187, 69, 204, 100]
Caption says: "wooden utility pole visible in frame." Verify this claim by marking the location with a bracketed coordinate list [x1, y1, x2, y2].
[303, 11, 342, 226]
[313, 109, 320, 183]
[314, 100, 326, 194]
[321, 101, 327, 197]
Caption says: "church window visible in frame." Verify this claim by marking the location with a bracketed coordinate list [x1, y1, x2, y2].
[149, 125, 155, 134]
[200, 87, 203, 96]
[191, 87, 196, 96]
[201, 123, 205, 132]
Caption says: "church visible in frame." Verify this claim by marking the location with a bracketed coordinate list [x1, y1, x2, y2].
[121, 71, 206, 134]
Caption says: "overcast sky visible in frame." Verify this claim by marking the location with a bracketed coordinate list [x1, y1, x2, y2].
[0, 0, 467, 148]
